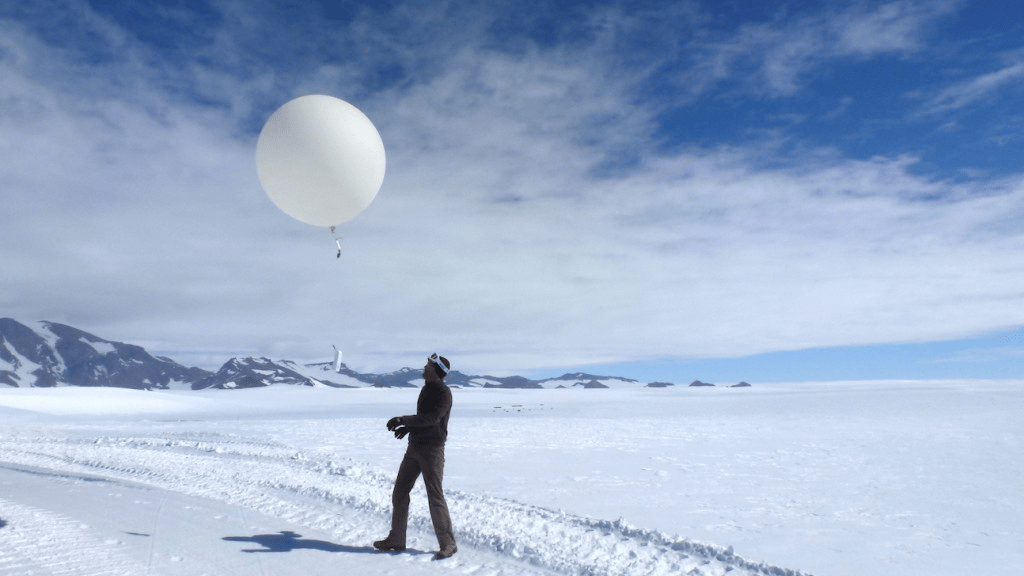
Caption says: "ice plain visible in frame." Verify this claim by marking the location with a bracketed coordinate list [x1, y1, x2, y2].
[0, 379, 1021, 576]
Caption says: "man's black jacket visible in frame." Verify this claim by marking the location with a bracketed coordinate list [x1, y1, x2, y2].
[400, 379, 452, 447]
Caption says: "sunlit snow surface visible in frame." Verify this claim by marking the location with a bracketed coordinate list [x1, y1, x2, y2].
[0, 381, 1020, 576]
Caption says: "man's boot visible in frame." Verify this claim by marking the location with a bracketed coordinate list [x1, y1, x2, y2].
[433, 544, 457, 560]
[373, 535, 406, 552]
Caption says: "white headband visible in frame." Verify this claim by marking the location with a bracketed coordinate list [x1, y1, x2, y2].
[430, 354, 449, 374]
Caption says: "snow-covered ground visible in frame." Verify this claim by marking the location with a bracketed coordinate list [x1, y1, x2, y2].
[0, 380, 1020, 576]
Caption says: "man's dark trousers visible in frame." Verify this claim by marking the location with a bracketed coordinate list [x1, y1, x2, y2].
[390, 443, 455, 548]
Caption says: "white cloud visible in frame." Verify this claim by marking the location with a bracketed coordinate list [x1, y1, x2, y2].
[685, 0, 959, 97]
[832, 0, 957, 55]
[921, 60, 1024, 115]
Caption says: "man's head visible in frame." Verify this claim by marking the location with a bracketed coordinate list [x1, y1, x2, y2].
[423, 353, 450, 382]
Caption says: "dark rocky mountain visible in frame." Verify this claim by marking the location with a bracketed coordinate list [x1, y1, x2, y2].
[539, 372, 639, 387]
[359, 367, 425, 388]
[191, 357, 356, 390]
[293, 361, 422, 388]
[0, 318, 209, 389]
[477, 375, 545, 389]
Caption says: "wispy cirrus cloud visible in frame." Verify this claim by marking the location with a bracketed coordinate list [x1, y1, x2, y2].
[678, 0, 959, 98]
[920, 58, 1024, 115]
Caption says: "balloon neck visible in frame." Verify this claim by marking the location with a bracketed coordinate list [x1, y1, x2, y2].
[330, 226, 342, 258]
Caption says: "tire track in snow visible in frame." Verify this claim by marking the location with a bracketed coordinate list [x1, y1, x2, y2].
[0, 434, 810, 576]
[0, 498, 143, 576]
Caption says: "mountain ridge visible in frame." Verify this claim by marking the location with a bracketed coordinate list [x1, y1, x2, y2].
[1, 318, 740, 390]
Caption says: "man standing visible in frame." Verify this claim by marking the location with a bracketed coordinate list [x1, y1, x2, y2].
[374, 353, 457, 560]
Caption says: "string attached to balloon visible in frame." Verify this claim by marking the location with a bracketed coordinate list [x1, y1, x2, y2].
[329, 226, 342, 258]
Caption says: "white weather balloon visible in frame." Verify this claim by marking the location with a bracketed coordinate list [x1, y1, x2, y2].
[256, 95, 386, 228]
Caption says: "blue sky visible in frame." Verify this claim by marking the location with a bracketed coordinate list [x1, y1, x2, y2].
[2, 0, 1024, 382]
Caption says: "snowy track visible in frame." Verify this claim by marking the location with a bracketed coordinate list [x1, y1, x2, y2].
[0, 497, 142, 576]
[0, 432, 806, 576]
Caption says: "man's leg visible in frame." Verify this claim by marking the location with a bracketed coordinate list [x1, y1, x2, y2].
[375, 451, 420, 550]
[418, 446, 456, 556]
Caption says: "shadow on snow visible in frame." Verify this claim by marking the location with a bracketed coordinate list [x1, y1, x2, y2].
[223, 531, 377, 554]
[223, 530, 436, 557]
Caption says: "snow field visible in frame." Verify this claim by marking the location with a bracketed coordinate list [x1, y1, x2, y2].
[0, 381, 1021, 576]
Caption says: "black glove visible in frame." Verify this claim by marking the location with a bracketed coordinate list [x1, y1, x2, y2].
[393, 426, 409, 440]
[386, 416, 403, 431]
